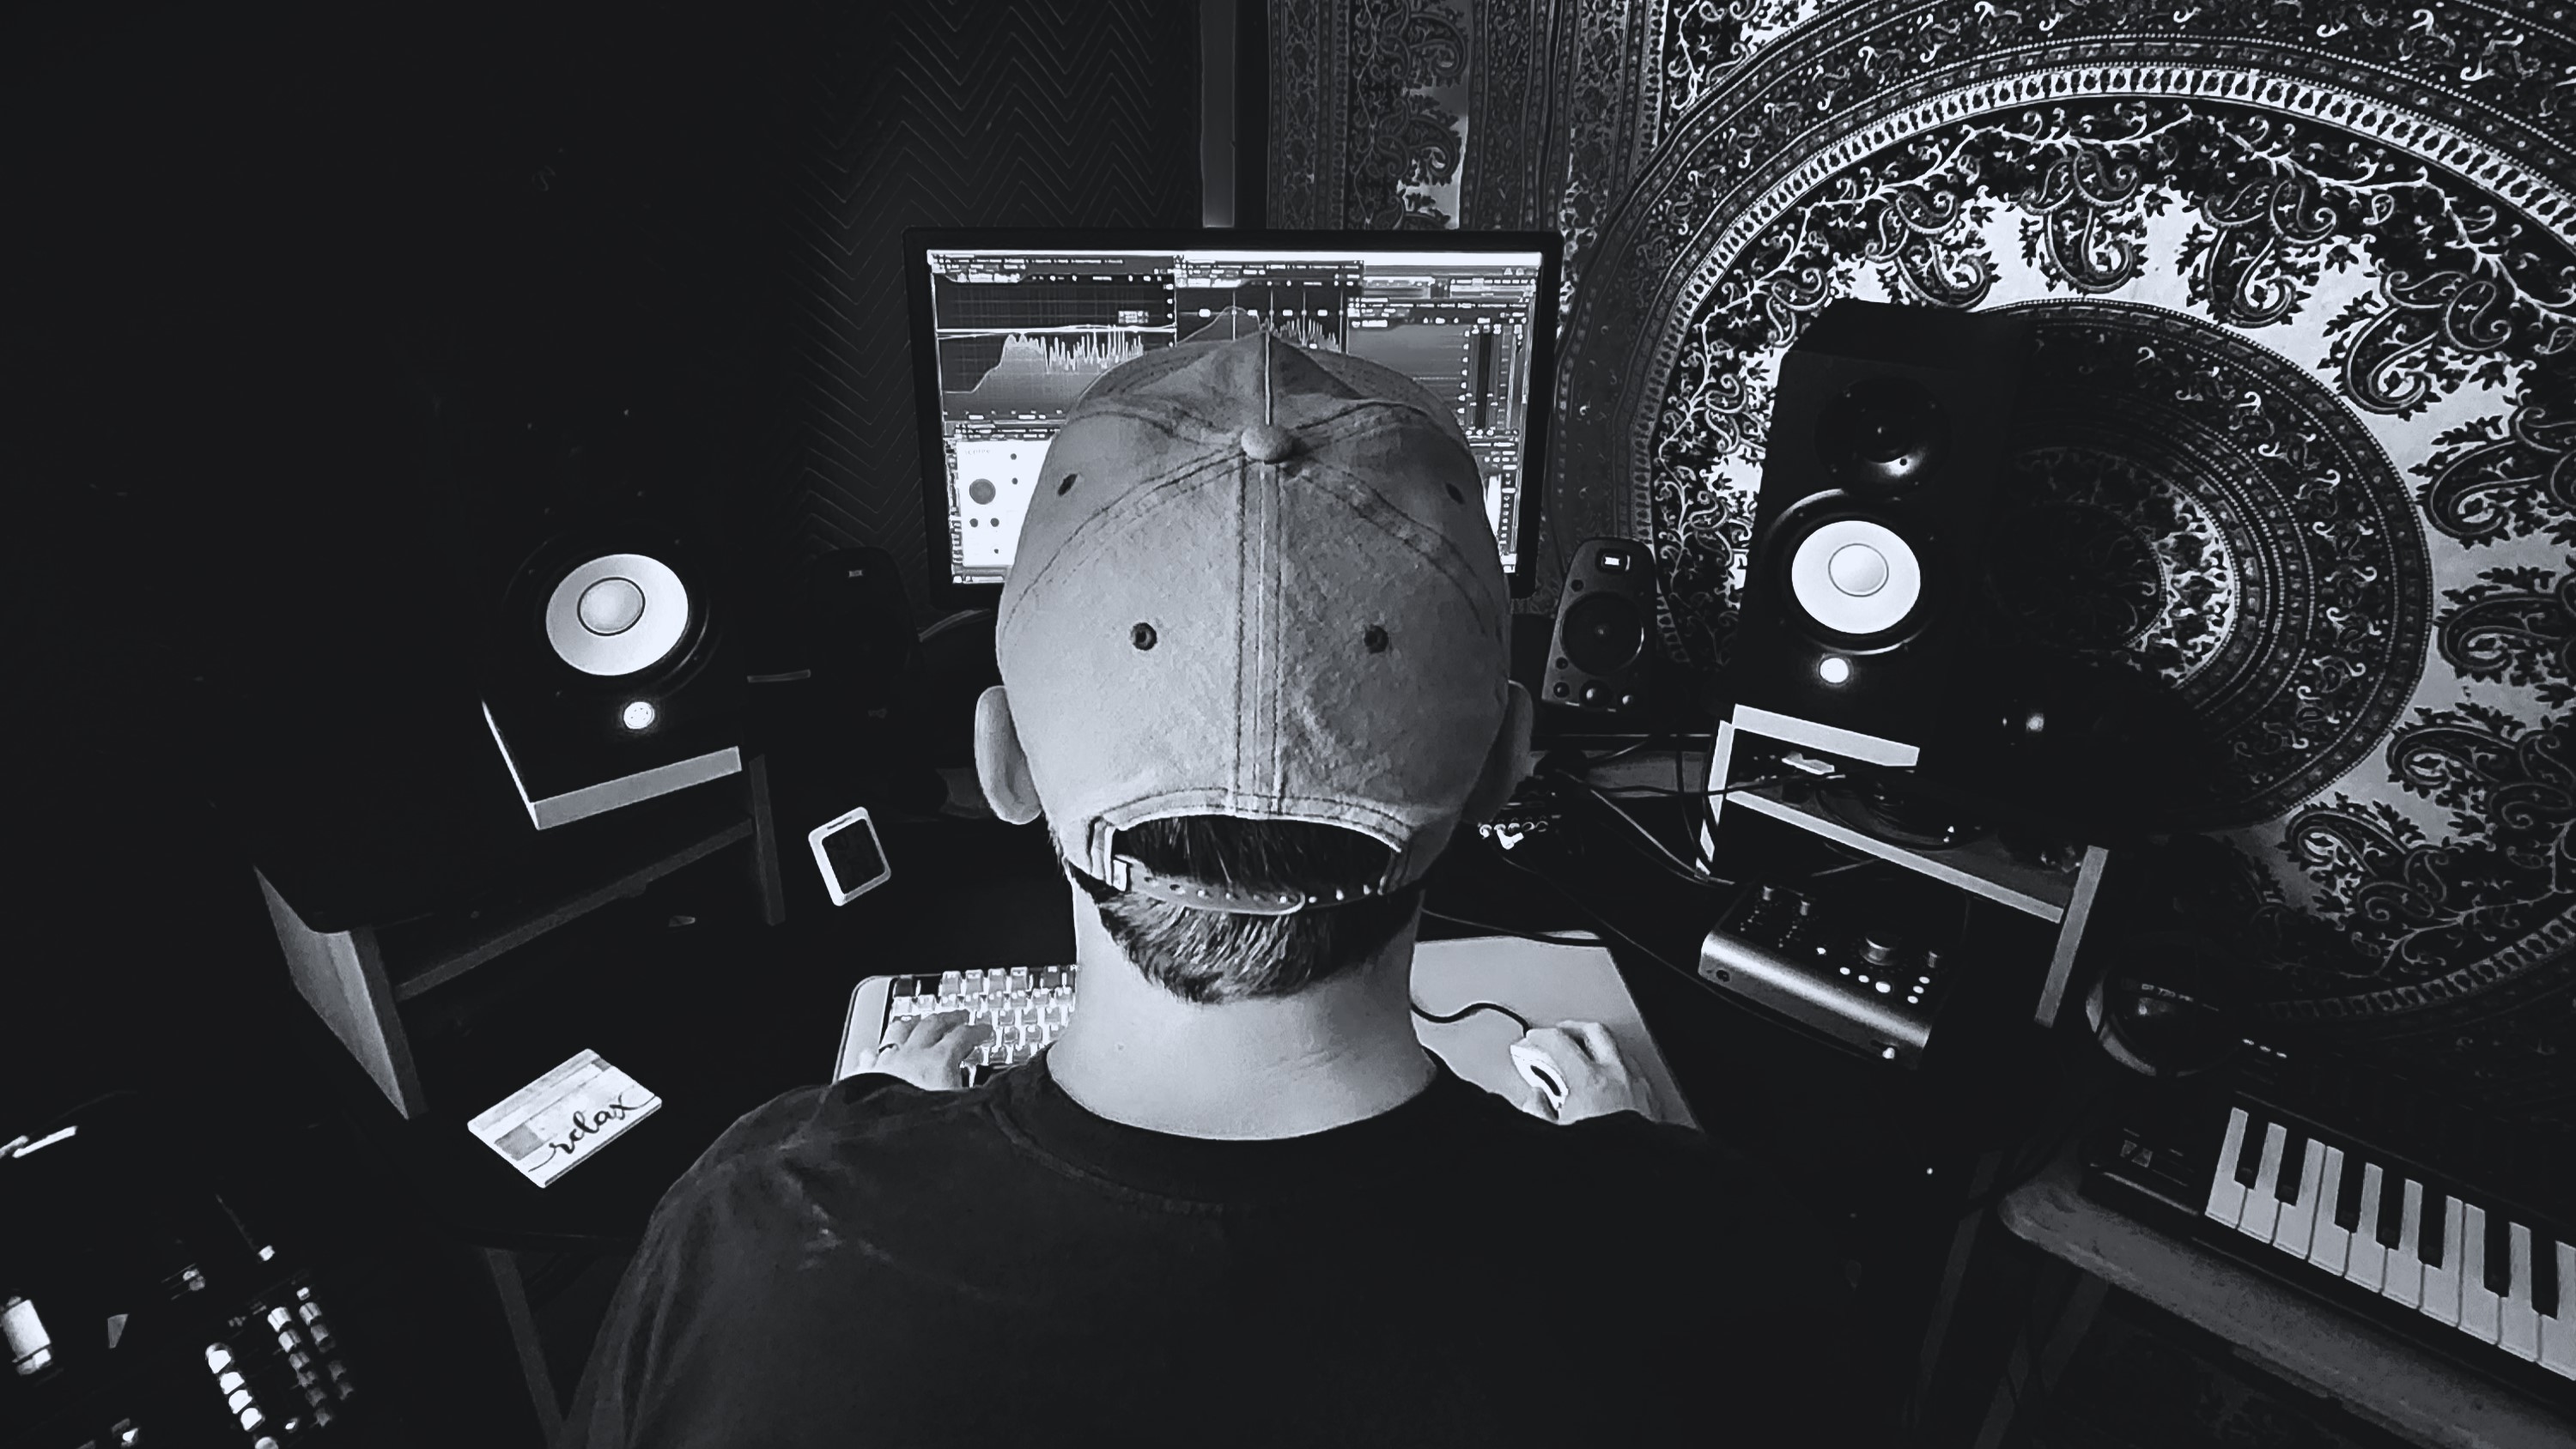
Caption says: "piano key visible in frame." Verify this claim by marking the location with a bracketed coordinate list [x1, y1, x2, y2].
[2373, 1165, 2406, 1249]
[2419, 1195, 2463, 1330]
[2346, 1164, 2388, 1293]
[2205, 1107, 2251, 1228]
[2304, 1146, 2349, 1276]
[2273, 1129, 2307, 1204]
[2542, 1240, 2574, 1379]
[2380, 1179, 2424, 1310]
[2274, 1137, 2325, 1259]
[2483, 1208, 2515, 1298]
[2537, 1234, 2561, 1319]
[2239, 1123, 2288, 1243]
[2458, 1203, 2500, 1344]
[2499, 1224, 2540, 1363]
[2233, 1109, 2267, 1189]
[2330, 1144, 2366, 1232]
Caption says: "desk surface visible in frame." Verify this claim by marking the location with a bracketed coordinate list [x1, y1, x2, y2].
[305, 798, 1968, 1250]
[2000, 1149, 2573, 1448]
[832, 936, 1700, 1130]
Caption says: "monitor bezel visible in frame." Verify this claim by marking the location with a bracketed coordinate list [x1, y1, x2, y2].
[903, 226, 1564, 612]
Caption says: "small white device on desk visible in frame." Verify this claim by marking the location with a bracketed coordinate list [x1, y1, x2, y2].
[836, 937, 1696, 1129]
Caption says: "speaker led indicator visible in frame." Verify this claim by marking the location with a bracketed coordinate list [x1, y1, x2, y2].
[620, 700, 658, 731]
[1818, 656, 1852, 684]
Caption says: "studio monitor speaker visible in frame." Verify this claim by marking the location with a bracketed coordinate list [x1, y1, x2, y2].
[477, 519, 744, 830]
[1542, 538, 1654, 716]
[206, 371, 751, 931]
[1725, 300, 2032, 765]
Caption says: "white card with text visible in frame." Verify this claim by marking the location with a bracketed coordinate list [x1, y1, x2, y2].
[467, 1050, 662, 1188]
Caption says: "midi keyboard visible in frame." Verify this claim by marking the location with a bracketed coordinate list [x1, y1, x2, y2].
[2083, 1042, 2574, 1414]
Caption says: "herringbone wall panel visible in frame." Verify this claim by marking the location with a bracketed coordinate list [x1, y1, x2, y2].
[769, 1, 1205, 620]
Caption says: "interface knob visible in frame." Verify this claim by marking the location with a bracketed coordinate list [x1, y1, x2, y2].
[1858, 936, 1899, 967]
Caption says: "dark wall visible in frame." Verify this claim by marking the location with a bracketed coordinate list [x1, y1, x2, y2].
[3, 0, 1203, 1125]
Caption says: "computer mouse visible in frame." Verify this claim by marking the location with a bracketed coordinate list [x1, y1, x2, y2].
[1509, 1040, 1569, 1113]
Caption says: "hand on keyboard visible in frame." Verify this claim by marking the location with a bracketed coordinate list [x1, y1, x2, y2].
[853, 1009, 994, 1092]
[1512, 1022, 1660, 1125]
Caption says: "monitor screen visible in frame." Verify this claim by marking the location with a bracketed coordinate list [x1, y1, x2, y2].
[907, 229, 1560, 600]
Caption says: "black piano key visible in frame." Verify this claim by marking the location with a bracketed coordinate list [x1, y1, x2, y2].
[2482, 1210, 2514, 1296]
[2332, 1149, 2366, 1230]
[2420, 1188, 2447, 1269]
[2375, 1173, 2407, 1248]
[2275, 1130, 2308, 1203]
[2234, 1113, 2268, 1189]
[2537, 1236, 2561, 1317]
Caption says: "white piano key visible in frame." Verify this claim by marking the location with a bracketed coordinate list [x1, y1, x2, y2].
[2274, 1137, 2325, 1259]
[2458, 1203, 2500, 1344]
[2419, 1196, 2463, 1330]
[2498, 1223, 2539, 1363]
[2304, 1146, 2349, 1276]
[2380, 1179, 2424, 1310]
[2239, 1123, 2287, 1244]
[2541, 1240, 2574, 1379]
[2345, 1163, 2388, 1293]
[2204, 1106, 2251, 1228]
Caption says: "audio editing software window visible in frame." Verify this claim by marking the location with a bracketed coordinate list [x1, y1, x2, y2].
[923, 247, 1544, 585]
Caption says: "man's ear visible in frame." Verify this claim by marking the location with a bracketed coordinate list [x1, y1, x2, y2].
[1458, 681, 1536, 832]
[973, 686, 1044, 826]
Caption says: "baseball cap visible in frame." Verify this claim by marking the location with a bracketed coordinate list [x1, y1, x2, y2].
[988, 332, 1515, 915]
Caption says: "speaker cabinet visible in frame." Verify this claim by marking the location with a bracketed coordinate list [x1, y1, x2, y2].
[1542, 538, 1655, 716]
[203, 359, 757, 928]
[1725, 300, 2032, 764]
[477, 520, 744, 829]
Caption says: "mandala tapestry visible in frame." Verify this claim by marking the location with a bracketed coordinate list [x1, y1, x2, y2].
[1270, 0, 2576, 1126]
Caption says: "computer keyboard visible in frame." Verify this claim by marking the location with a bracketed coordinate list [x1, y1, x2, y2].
[885, 966, 1079, 1083]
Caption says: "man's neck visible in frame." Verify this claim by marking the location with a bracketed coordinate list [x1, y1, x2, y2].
[1043, 895, 1437, 1140]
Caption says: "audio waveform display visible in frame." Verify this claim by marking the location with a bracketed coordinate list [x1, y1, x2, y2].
[939, 330, 1163, 421]
[1175, 282, 1348, 351]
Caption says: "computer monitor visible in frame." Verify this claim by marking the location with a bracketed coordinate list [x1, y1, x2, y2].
[905, 227, 1561, 608]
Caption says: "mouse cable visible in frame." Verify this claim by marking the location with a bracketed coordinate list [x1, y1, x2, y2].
[1408, 997, 1534, 1034]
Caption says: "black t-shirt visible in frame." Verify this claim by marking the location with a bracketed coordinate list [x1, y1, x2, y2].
[560, 1052, 1861, 1448]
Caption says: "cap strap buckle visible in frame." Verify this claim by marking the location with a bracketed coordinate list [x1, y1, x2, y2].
[1114, 858, 1309, 916]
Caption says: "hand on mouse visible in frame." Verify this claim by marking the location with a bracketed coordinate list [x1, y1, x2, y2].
[855, 1010, 993, 1091]
[1512, 1021, 1659, 1125]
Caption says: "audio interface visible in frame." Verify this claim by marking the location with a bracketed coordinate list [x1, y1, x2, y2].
[1697, 882, 1959, 1068]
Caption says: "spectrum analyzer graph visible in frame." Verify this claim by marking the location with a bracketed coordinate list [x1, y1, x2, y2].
[1174, 278, 1348, 349]
[938, 330, 1163, 421]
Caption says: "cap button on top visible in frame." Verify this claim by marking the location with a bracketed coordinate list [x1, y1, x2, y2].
[1239, 423, 1297, 462]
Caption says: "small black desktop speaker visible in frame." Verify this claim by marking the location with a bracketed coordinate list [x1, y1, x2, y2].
[1725, 300, 2032, 763]
[1542, 538, 1654, 715]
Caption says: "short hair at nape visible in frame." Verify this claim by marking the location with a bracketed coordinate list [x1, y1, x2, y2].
[1066, 815, 1425, 1003]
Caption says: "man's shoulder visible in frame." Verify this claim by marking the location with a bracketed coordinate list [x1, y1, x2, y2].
[669, 1074, 994, 1200]
[1419, 1075, 1749, 1192]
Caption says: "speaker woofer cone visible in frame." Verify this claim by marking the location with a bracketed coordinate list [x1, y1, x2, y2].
[1785, 518, 1923, 640]
[543, 552, 692, 676]
[1561, 591, 1646, 675]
